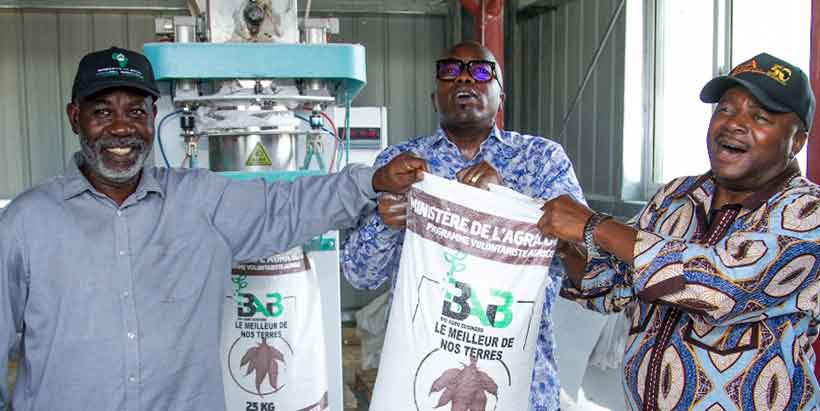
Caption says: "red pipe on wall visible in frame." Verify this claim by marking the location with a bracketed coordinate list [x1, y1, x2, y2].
[810, 0, 820, 384]
[461, 0, 505, 129]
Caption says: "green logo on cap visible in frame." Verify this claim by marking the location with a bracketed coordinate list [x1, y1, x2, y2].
[112, 52, 128, 68]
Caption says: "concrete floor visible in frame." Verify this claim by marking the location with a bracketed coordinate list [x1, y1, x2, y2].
[341, 326, 377, 411]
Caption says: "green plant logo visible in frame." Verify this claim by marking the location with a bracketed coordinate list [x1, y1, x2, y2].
[442, 251, 467, 299]
[232, 275, 248, 303]
[112, 52, 128, 68]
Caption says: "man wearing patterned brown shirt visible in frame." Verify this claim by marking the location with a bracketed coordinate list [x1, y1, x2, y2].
[538, 53, 820, 410]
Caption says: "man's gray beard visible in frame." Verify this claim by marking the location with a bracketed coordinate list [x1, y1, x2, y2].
[79, 134, 151, 184]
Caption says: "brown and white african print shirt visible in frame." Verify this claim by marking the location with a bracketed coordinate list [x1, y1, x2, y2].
[562, 164, 820, 411]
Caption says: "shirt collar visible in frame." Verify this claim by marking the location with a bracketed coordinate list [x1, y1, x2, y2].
[432, 126, 513, 148]
[62, 153, 94, 200]
[680, 162, 801, 210]
[62, 152, 165, 201]
[738, 162, 801, 210]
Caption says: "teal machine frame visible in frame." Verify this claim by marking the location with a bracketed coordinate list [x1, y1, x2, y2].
[144, 41, 366, 411]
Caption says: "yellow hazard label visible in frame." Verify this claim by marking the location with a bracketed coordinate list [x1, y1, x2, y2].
[245, 142, 273, 167]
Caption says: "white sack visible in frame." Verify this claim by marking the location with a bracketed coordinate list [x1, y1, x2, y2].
[370, 173, 556, 411]
[221, 247, 329, 410]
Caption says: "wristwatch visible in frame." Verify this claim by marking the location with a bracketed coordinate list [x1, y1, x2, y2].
[583, 212, 612, 259]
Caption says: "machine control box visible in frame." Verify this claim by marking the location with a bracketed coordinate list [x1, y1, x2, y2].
[337, 127, 382, 142]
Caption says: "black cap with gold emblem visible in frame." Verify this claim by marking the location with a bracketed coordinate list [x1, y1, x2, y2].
[700, 52, 815, 131]
[71, 46, 160, 103]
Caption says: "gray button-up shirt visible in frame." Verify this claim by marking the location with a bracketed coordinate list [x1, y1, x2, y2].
[0, 156, 377, 411]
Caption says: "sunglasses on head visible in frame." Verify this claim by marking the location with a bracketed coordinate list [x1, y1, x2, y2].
[436, 59, 501, 87]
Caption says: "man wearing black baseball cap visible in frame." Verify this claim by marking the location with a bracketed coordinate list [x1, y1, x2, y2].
[71, 46, 160, 103]
[66, 46, 161, 195]
[541, 52, 820, 410]
[701, 52, 814, 131]
[0, 46, 428, 410]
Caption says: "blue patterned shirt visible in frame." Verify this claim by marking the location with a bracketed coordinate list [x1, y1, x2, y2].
[341, 127, 585, 411]
[562, 164, 820, 410]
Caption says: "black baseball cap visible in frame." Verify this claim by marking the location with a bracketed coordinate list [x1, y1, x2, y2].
[71, 46, 160, 102]
[700, 53, 815, 130]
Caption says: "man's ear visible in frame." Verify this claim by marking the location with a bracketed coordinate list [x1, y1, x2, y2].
[791, 129, 808, 158]
[497, 92, 506, 113]
[431, 92, 437, 113]
[66, 102, 80, 134]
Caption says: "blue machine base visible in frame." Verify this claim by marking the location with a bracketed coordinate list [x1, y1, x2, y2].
[218, 170, 323, 182]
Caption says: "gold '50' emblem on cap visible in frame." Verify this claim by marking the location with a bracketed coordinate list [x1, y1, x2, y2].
[767, 64, 791, 85]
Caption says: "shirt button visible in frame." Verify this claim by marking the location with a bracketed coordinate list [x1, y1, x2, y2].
[119, 250, 126, 256]
[122, 291, 130, 297]
[116, 210, 122, 216]
[127, 332, 136, 340]
[129, 376, 137, 383]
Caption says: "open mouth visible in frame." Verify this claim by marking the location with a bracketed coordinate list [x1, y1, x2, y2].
[106, 147, 134, 156]
[454, 89, 479, 103]
[716, 137, 748, 155]
[98, 139, 144, 162]
[715, 137, 749, 161]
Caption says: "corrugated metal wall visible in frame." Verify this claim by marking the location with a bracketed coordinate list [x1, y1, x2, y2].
[0, 9, 448, 198]
[509, 0, 630, 215]
[323, 13, 449, 145]
[0, 9, 169, 198]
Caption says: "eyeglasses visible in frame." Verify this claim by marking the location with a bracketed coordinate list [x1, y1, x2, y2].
[436, 59, 501, 87]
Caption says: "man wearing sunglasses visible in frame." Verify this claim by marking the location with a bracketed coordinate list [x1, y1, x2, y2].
[342, 41, 584, 411]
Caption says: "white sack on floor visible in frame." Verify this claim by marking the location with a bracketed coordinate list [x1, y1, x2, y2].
[355, 291, 390, 370]
[221, 247, 329, 410]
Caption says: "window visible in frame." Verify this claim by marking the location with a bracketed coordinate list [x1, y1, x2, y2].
[622, 0, 811, 200]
